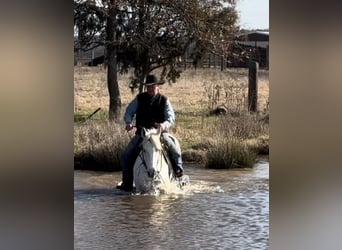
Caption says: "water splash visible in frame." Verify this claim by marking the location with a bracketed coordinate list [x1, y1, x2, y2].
[131, 176, 227, 197]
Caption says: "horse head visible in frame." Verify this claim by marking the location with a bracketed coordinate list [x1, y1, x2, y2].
[134, 127, 183, 194]
[140, 128, 163, 178]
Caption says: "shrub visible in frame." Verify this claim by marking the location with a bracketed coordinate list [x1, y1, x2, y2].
[74, 121, 129, 171]
[74, 67, 269, 170]
[205, 137, 257, 169]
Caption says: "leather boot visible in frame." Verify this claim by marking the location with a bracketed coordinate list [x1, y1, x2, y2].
[117, 170, 133, 191]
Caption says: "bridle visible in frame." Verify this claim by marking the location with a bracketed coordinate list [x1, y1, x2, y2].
[138, 135, 171, 183]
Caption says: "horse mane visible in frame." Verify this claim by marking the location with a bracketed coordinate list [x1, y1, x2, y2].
[150, 133, 163, 150]
[142, 128, 163, 150]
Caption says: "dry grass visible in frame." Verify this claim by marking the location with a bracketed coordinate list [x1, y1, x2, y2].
[74, 66, 269, 114]
[74, 121, 129, 171]
[74, 66, 269, 169]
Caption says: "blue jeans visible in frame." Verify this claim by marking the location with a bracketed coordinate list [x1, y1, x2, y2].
[120, 135, 142, 187]
[120, 132, 183, 187]
[161, 132, 183, 172]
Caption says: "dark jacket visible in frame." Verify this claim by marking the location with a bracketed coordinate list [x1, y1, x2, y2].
[135, 93, 167, 133]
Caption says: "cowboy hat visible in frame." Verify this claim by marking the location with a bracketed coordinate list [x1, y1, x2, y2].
[143, 74, 165, 86]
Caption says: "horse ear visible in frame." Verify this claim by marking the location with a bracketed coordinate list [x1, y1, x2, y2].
[141, 128, 146, 137]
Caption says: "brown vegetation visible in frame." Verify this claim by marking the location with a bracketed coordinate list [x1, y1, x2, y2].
[74, 66, 269, 170]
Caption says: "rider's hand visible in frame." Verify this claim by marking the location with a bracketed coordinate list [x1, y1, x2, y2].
[154, 122, 166, 131]
[125, 123, 134, 131]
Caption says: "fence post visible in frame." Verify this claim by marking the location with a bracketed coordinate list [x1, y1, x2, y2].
[90, 49, 95, 66]
[209, 53, 211, 68]
[248, 61, 258, 112]
[184, 52, 187, 70]
[266, 45, 269, 69]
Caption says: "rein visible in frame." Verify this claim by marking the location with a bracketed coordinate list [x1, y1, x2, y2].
[133, 127, 183, 193]
[138, 147, 153, 177]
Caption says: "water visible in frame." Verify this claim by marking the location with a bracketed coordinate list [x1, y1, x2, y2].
[74, 160, 269, 249]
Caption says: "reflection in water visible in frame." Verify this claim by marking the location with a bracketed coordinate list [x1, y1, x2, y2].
[74, 161, 269, 249]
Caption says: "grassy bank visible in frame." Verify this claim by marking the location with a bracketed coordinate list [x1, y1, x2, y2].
[74, 66, 269, 171]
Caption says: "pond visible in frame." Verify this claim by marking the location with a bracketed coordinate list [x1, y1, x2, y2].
[74, 160, 269, 249]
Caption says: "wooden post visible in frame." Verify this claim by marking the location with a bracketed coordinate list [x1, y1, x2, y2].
[184, 52, 187, 70]
[209, 53, 211, 68]
[75, 49, 80, 66]
[248, 61, 258, 112]
[209, 53, 213, 69]
[266, 45, 269, 70]
[91, 49, 95, 66]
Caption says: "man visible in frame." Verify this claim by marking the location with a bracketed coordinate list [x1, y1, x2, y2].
[117, 74, 184, 191]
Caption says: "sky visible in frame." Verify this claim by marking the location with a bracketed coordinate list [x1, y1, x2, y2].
[235, 0, 269, 30]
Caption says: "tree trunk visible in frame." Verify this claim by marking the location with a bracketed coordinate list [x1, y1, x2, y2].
[106, 3, 121, 122]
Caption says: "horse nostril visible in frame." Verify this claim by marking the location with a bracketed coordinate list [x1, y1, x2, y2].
[148, 169, 155, 178]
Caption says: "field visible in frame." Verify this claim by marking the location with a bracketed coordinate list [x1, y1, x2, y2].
[74, 66, 269, 113]
[74, 66, 269, 170]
